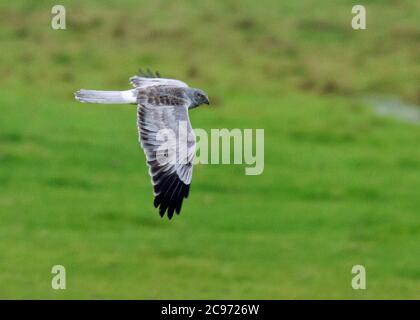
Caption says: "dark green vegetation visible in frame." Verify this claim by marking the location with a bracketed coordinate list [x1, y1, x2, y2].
[0, 1, 419, 298]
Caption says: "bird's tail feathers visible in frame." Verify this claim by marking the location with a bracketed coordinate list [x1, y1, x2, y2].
[74, 89, 137, 104]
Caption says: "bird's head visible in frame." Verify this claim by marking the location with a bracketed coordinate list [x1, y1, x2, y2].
[188, 88, 210, 108]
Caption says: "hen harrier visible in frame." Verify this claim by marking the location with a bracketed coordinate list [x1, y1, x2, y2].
[74, 69, 209, 219]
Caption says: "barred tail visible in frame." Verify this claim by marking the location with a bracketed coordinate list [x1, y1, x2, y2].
[74, 89, 137, 104]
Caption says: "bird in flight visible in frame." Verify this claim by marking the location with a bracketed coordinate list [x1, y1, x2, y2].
[74, 69, 210, 219]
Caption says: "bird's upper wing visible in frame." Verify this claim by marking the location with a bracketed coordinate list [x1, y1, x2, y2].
[130, 69, 189, 90]
[137, 86, 195, 219]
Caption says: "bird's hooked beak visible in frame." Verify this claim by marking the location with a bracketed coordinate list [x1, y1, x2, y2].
[204, 95, 210, 105]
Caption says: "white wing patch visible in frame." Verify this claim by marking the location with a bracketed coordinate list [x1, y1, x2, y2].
[130, 76, 189, 90]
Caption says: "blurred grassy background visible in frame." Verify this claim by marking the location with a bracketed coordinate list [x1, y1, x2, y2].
[0, 0, 419, 298]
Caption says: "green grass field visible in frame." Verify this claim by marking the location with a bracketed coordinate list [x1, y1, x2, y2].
[0, 1, 419, 299]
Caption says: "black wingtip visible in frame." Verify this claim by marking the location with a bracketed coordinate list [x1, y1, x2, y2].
[138, 68, 162, 78]
[167, 207, 175, 219]
[153, 194, 161, 208]
[152, 172, 190, 219]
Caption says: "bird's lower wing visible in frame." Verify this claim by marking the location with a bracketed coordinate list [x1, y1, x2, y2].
[137, 99, 195, 219]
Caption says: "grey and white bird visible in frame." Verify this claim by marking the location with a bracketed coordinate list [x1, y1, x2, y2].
[74, 69, 209, 219]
